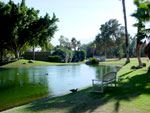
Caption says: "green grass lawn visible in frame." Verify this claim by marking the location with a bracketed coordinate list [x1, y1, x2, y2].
[3, 58, 150, 113]
[0, 59, 84, 68]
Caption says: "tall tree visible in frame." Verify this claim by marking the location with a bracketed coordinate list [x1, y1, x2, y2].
[80, 43, 92, 58]
[71, 37, 77, 51]
[90, 42, 96, 57]
[29, 13, 58, 59]
[0, 0, 5, 61]
[131, 0, 150, 66]
[77, 41, 81, 51]
[96, 19, 120, 58]
[129, 36, 137, 57]
[0, 0, 58, 59]
[121, 0, 130, 63]
[99, 24, 113, 57]
[59, 35, 67, 47]
[115, 26, 125, 59]
[58, 35, 72, 50]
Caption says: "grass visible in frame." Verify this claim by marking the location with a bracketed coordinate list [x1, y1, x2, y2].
[0, 84, 49, 112]
[3, 58, 150, 113]
[0, 59, 84, 68]
[0, 59, 84, 111]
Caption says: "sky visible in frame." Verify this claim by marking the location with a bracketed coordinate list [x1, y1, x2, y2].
[2, 0, 137, 46]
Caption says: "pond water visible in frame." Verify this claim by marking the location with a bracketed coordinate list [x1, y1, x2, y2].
[0, 64, 120, 111]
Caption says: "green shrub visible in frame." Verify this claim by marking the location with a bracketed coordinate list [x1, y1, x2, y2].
[72, 50, 87, 62]
[48, 55, 61, 62]
[53, 48, 73, 63]
[88, 58, 99, 64]
[80, 50, 87, 61]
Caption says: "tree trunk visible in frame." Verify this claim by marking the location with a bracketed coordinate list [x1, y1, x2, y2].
[33, 45, 35, 60]
[104, 48, 107, 58]
[92, 51, 94, 58]
[14, 49, 20, 59]
[144, 42, 150, 59]
[136, 43, 142, 66]
[122, 0, 130, 63]
[144, 42, 150, 72]
[136, 24, 144, 66]
[92, 48, 95, 58]
[117, 47, 121, 60]
[137, 51, 142, 66]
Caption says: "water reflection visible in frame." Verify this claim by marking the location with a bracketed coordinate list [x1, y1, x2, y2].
[89, 65, 120, 81]
[0, 64, 120, 97]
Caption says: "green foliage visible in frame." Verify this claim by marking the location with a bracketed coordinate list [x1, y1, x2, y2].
[80, 50, 87, 61]
[53, 47, 73, 63]
[72, 50, 87, 62]
[132, 0, 150, 41]
[118, 48, 124, 58]
[71, 37, 77, 51]
[0, 0, 58, 59]
[58, 35, 72, 50]
[48, 55, 61, 62]
[90, 42, 96, 57]
[88, 58, 99, 64]
[57, 36, 84, 62]
[81, 43, 93, 58]
[131, 0, 150, 66]
[129, 37, 137, 57]
[58, 36, 81, 51]
[77, 41, 81, 51]
[41, 42, 54, 52]
[95, 19, 125, 58]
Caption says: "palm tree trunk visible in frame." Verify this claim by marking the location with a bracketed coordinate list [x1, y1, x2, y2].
[137, 50, 142, 66]
[122, 0, 130, 63]
[144, 42, 150, 59]
[104, 48, 107, 58]
[137, 45, 142, 66]
[92, 49, 94, 58]
[117, 47, 121, 60]
[136, 41, 142, 66]
[33, 45, 35, 60]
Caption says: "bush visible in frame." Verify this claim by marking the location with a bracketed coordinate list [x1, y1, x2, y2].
[53, 48, 73, 63]
[48, 55, 61, 62]
[80, 50, 87, 61]
[86, 58, 99, 65]
[72, 50, 87, 62]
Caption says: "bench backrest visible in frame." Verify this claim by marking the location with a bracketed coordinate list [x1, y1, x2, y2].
[102, 72, 117, 82]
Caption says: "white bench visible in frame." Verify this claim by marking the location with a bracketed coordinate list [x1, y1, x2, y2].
[92, 72, 120, 93]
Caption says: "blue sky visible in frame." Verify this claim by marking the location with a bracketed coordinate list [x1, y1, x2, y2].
[2, 0, 137, 46]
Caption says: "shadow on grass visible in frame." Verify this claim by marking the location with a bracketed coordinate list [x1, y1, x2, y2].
[0, 60, 16, 66]
[24, 71, 150, 113]
[119, 70, 135, 78]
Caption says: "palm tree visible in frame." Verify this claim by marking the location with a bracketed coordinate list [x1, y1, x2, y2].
[131, 0, 150, 66]
[90, 42, 96, 58]
[77, 41, 81, 51]
[71, 37, 77, 51]
[121, 0, 130, 63]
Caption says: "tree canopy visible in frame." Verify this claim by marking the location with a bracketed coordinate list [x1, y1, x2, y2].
[0, 0, 58, 59]
[95, 19, 125, 58]
[131, 0, 150, 66]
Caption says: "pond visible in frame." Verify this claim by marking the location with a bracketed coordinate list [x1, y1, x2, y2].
[0, 64, 120, 111]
